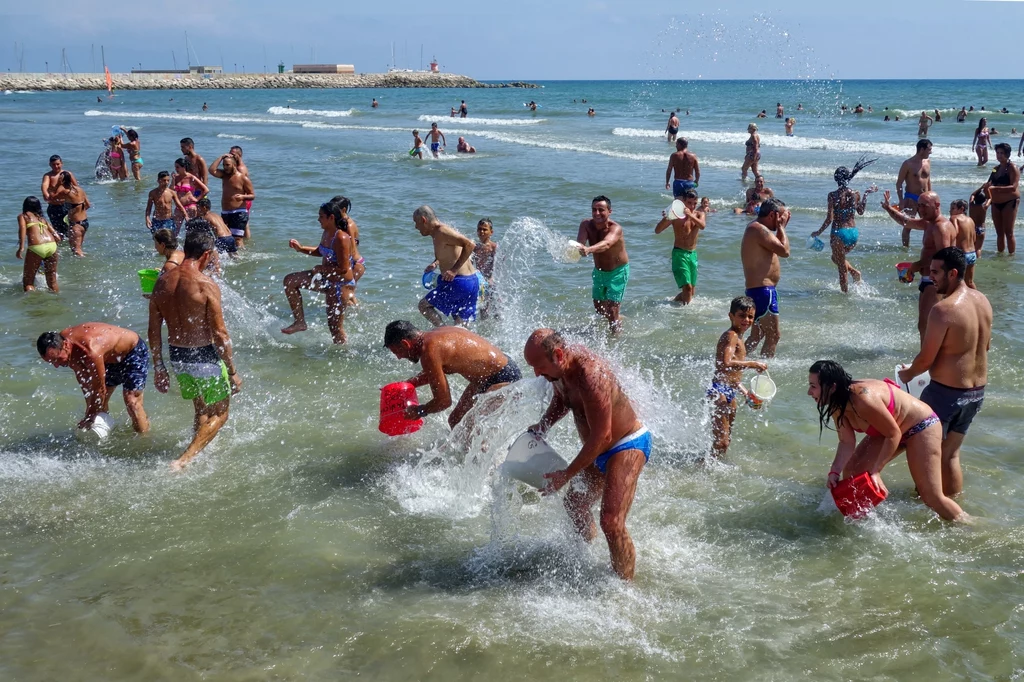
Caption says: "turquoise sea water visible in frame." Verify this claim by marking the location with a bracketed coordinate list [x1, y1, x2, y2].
[1, 80, 1022, 680]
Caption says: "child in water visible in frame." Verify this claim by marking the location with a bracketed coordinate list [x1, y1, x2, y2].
[698, 196, 717, 214]
[473, 218, 498, 318]
[708, 296, 768, 459]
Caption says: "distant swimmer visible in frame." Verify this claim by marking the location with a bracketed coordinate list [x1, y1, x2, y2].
[16, 195, 61, 292]
[797, 103, 803, 110]
[425, 122, 446, 158]
[280, 200, 355, 344]
[383, 321, 521, 429]
[666, 110, 679, 143]
[741, 198, 790, 358]
[459, 100, 468, 118]
[983, 142, 1019, 255]
[202, 102, 208, 111]
[148, 228, 242, 470]
[145, 171, 187, 235]
[741, 123, 761, 181]
[917, 111, 934, 137]
[972, 117, 991, 166]
[881, 190, 956, 340]
[654, 188, 705, 304]
[525, 328, 651, 580]
[810, 157, 878, 293]
[665, 137, 700, 197]
[411, 129, 426, 159]
[900, 246, 991, 499]
[756, 110, 767, 119]
[808, 360, 966, 522]
[708, 297, 768, 458]
[957, 107, 967, 123]
[37, 322, 150, 434]
[527, 100, 538, 112]
[587, 108, 595, 116]
[895, 138, 933, 245]
[776, 102, 784, 118]
[41, 155, 77, 242]
[209, 153, 255, 249]
[371, 98, 378, 108]
[733, 176, 773, 215]
[934, 108, 942, 123]
[969, 185, 990, 256]
[179, 137, 208, 189]
[853, 104, 864, 114]
[784, 117, 796, 136]
[415, 205, 479, 326]
[945, 200, 977, 289]
[577, 195, 629, 333]
[456, 136, 476, 153]
[450, 107, 456, 118]
[51, 171, 90, 257]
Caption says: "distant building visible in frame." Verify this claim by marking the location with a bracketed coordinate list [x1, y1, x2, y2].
[292, 64, 355, 74]
[129, 65, 223, 75]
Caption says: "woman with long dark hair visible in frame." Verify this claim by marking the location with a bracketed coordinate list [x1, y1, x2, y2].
[972, 117, 991, 166]
[810, 156, 878, 293]
[16, 195, 61, 292]
[807, 360, 966, 521]
[983, 142, 1019, 254]
[51, 171, 90, 256]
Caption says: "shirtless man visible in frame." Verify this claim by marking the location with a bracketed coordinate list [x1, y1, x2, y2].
[896, 139, 933, 246]
[665, 138, 700, 198]
[577, 195, 629, 333]
[145, 171, 187, 234]
[179, 137, 208, 189]
[917, 111, 934, 137]
[899, 247, 991, 497]
[425, 122, 446, 158]
[148, 228, 241, 470]
[36, 322, 150, 434]
[456, 137, 476, 153]
[776, 102, 784, 118]
[654, 188, 705, 304]
[666, 111, 680, 143]
[41, 155, 78, 238]
[733, 176, 774, 215]
[384, 321, 522, 429]
[195, 198, 238, 256]
[881, 190, 956, 340]
[209, 153, 255, 248]
[740, 198, 790, 358]
[524, 329, 651, 581]
[948, 199, 978, 289]
[415, 205, 479, 326]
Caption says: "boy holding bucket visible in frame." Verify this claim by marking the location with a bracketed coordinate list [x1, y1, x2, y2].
[708, 296, 768, 458]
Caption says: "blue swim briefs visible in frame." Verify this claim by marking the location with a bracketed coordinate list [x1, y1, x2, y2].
[593, 426, 652, 474]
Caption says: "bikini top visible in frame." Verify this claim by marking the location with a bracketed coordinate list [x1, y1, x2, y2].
[977, 129, 990, 142]
[25, 220, 48, 238]
[318, 233, 338, 263]
[990, 165, 1014, 187]
[850, 379, 899, 438]
[745, 136, 756, 150]
[174, 183, 194, 193]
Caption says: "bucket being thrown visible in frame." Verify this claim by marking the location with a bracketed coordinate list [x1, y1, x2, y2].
[501, 431, 568, 489]
[137, 268, 160, 294]
[831, 471, 887, 519]
[806, 235, 825, 252]
[747, 372, 777, 409]
[895, 262, 915, 283]
[378, 381, 424, 436]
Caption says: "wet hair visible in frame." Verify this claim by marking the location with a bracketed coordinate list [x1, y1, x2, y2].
[932, 246, 966, 280]
[229, 145, 243, 155]
[916, 138, 932, 151]
[757, 197, 786, 219]
[682, 189, 698, 201]
[22, 196, 43, 215]
[975, 118, 987, 135]
[320, 200, 349, 232]
[48, 154, 61, 164]
[183, 220, 214, 258]
[60, 171, 74, 188]
[749, 123, 758, 131]
[126, 129, 139, 141]
[180, 137, 194, 147]
[477, 218, 493, 230]
[413, 205, 436, 223]
[994, 142, 1012, 157]
[36, 331, 64, 357]
[329, 195, 352, 213]
[676, 137, 688, 150]
[730, 296, 755, 315]
[592, 195, 612, 209]
[809, 360, 855, 435]
[175, 157, 192, 173]
[153, 228, 177, 250]
[538, 330, 566, 358]
[157, 170, 170, 181]
[197, 197, 211, 210]
[833, 155, 877, 187]
[950, 198, 968, 212]
[412, 129, 419, 135]
[383, 320, 420, 346]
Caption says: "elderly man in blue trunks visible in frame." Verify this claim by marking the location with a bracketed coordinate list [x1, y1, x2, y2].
[740, 198, 791, 358]
[525, 329, 651, 581]
[415, 205, 480, 326]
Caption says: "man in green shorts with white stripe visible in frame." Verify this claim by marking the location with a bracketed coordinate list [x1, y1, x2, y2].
[654, 188, 706, 304]
[576, 195, 629, 333]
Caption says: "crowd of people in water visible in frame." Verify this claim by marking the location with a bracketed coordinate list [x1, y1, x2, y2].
[15, 95, 1006, 580]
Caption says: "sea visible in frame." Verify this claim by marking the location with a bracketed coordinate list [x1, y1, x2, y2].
[1, 80, 1022, 680]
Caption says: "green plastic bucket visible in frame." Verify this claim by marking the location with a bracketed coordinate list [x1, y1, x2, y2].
[138, 268, 160, 294]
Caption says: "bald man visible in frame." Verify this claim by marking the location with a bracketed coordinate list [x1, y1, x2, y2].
[524, 329, 651, 580]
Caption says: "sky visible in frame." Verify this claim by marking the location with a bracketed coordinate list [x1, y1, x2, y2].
[3, 0, 1024, 80]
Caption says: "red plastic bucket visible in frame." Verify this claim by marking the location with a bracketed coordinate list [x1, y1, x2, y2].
[831, 471, 888, 519]
[378, 382, 424, 436]
[895, 262, 915, 283]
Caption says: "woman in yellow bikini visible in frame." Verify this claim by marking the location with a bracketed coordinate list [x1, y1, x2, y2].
[16, 196, 62, 292]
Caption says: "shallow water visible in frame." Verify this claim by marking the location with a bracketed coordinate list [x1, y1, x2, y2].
[1, 80, 1022, 680]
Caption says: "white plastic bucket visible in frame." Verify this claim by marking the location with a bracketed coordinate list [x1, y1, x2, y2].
[501, 432, 568, 489]
[748, 373, 777, 407]
[895, 364, 930, 400]
[77, 412, 115, 442]
[563, 240, 584, 263]
[668, 200, 686, 220]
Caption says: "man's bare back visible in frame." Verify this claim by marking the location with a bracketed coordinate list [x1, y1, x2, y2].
[925, 286, 991, 388]
[150, 264, 219, 348]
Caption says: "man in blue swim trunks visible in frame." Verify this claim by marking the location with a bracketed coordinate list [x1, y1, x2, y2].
[896, 139, 932, 246]
[740, 198, 790, 358]
[425, 122, 446, 158]
[525, 329, 650, 581]
[37, 322, 151, 434]
[415, 205, 480, 326]
[665, 137, 700, 198]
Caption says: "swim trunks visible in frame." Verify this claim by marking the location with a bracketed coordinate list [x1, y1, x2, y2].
[918, 277, 934, 293]
[47, 204, 69, 236]
[672, 179, 697, 197]
[592, 263, 630, 302]
[833, 227, 858, 248]
[668, 126, 679, 135]
[744, 286, 779, 321]
[920, 381, 985, 437]
[976, 224, 986, 236]
[169, 344, 231, 405]
[965, 251, 977, 266]
[221, 209, 249, 238]
[150, 218, 175, 234]
[706, 381, 737, 405]
[215, 235, 238, 253]
[104, 338, 149, 391]
[593, 426, 652, 474]
[424, 273, 480, 321]
[430, 142, 441, 153]
[904, 192, 920, 202]
[480, 359, 522, 391]
[671, 248, 698, 288]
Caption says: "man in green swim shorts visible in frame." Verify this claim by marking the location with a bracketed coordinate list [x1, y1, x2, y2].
[148, 228, 242, 471]
[577, 195, 630, 333]
[655, 188, 706, 304]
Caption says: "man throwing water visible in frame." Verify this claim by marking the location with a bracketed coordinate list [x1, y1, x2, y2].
[577, 195, 629, 333]
[524, 329, 651, 581]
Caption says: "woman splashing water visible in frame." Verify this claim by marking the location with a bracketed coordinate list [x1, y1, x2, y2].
[810, 156, 878, 293]
[807, 360, 967, 522]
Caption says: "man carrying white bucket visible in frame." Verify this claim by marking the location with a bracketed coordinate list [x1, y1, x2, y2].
[524, 329, 650, 581]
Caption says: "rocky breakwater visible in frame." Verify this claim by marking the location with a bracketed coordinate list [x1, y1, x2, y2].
[0, 72, 539, 91]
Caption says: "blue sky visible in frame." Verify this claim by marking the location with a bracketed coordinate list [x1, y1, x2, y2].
[3, 1, 1023, 79]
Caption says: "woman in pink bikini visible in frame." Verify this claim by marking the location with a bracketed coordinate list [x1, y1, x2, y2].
[807, 360, 966, 521]
[972, 117, 992, 166]
[171, 157, 208, 234]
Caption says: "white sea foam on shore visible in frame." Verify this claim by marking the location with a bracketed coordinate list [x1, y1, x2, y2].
[267, 106, 354, 117]
[417, 115, 544, 126]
